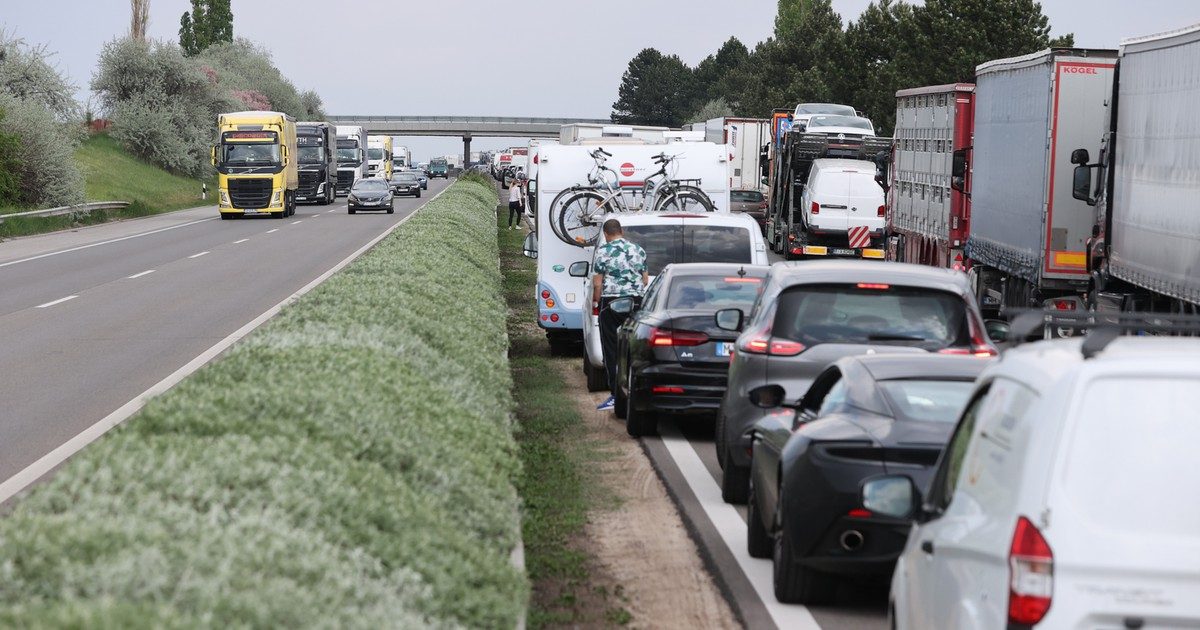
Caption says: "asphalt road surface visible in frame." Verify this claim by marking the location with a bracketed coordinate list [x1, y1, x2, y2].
[0, 179, 449, 495]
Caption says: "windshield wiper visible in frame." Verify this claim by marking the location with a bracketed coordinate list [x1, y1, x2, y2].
[867, 334, 929, 342]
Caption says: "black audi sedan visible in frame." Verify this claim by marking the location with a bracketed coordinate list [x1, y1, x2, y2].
[745, 353, 990, 605]
[611, 263, 769, 437]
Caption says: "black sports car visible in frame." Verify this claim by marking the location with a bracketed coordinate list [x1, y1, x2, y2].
[746, 353, 990, 604]
[612, 263, 769, 437]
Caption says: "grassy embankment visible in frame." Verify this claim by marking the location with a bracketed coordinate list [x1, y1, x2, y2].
[0, 178, 528, 628]
[498, 194, 632, 627]
[0, 133, 214, 238]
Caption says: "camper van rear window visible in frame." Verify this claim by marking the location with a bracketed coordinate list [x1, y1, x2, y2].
[224, 131, 276, 141]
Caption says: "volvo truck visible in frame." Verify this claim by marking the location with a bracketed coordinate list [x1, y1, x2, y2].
[213, 111, 298, 220]
[335, 125, 368, 195]
[1072, 25, 1200, 315]
[295, 122, 336, 205]
[367, 135, 393, 180]
[389, 138, 411, 169]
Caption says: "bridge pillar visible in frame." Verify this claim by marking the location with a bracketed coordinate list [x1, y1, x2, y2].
[463, 133, 472, 169]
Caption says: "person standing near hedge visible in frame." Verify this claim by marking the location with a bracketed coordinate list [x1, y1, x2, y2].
[591, 218, 647, 411]
[507, 176, 524, 230]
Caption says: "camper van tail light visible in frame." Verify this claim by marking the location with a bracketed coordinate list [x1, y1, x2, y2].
[1008, 516, 1054, 627]
[549, 314, 559, 323]
[541, 290, 551, 299]
[811, 202, 820, 215]
[877, 205, 886, 217]
[651, 328, 709, 347]
[545, 299, 556, 308]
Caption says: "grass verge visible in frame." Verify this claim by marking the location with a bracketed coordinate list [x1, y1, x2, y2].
[500, 200, 632, 627]
[0, 133, 214, 238]
[0, 179, 527, 628]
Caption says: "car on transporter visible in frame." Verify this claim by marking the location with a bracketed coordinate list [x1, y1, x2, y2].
[745, 353, 990, 605]
[714, 260, 998, 504]
[610, 263, 770, 436]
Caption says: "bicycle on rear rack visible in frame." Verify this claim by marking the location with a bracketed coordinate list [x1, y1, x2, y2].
[549, 148, 715, 247]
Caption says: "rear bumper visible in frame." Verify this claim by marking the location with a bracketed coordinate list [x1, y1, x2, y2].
[633, 363, 729, 415]
[797, 516, 912, 577]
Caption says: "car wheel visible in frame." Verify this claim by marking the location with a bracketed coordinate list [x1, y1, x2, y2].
[746, 475, 773, 559]
[416, 189, 421, 198]
[721, 462, 750, 504]
[773, 502, 836, 605]
[387, 203, 395, 214]
[348, 208, 356, 215]
[584, 355, 608, 392]
[624, 381, 656, 437]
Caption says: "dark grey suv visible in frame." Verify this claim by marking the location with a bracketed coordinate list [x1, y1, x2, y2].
[714, 261, 997, 503]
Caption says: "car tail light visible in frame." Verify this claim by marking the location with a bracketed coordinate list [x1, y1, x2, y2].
[1008, 516, 1053, 626]
[811, 202, 820, 215]
[847, 508, 873, 518]
[651, 386, 684, 394]
[541, 290, 551, 299]
[738, 336, 806, 356]
[758, 200, 768, 209]
[592, 304, 600, 316]
[650, 327, 709, 347]
[877, 205, 886, 217]
[857, 283, 890, 290]
[723, 277, 762, 284]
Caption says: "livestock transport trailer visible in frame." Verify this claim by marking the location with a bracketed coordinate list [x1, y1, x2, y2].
[886, 83, 975, 270]
[1071, 24, 1200, 314]
[965, 48, 1117, 317]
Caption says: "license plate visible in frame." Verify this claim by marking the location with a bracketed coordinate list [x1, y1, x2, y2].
[715, 342, 732, 357]
[830, 247, 857, 256]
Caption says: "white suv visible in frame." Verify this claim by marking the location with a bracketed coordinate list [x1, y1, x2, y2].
[579, 211, 770, 391]
[863, 334, 1200, 629]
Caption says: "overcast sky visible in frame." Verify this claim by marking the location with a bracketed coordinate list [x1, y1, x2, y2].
[5, 1, 1198, 160]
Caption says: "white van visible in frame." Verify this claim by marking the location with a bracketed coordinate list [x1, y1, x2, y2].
[579, 211, 769, 390]
[865, 335, 1200, 630]
[800, 158, 886, 245]
[523, 141, 732, 355]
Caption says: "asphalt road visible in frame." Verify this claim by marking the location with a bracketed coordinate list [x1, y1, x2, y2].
[0, 179, 449, 491]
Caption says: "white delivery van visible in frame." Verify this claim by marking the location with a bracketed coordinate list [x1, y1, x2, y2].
[523, 141, 732, 354]
[800, 158, 886, 249]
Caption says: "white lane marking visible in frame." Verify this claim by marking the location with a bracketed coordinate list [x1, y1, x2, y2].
[187, 251, 209, 259]
[0, 217, 217, 269]
[127, 269, 156, 279]
[326, 209, 337, 213]
[291, 220, 302, 225]
[0, 184, 453, 507]
[36, 295, 79, 309]
[233, 238, 249, 244]
[266, 228, 279, 234]
[658, 424, 823, 630]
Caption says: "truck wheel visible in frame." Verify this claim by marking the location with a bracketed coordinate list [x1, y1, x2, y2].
[220, 212, 232, 220]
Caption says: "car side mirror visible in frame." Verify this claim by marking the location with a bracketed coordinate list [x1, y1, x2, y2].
[1072, 165, 1095, 204]
[609, 297, 636, 315]
[522, 233, 538, 259]
[714, 308, 744, 332]
[1070, 148, 1090, 165]
[984, 319, 1010, 344]
[568, 261, 589, 278]
[861, 475, 919, 520]
[748, 384, 787, 409]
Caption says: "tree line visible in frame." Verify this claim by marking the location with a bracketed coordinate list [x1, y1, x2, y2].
[611, 0, 1073, 132]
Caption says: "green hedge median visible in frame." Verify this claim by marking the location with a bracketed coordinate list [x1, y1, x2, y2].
[0, 179, 527, 628]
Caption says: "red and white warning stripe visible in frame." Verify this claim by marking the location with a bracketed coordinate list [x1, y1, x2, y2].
[848, 225, 871, 249]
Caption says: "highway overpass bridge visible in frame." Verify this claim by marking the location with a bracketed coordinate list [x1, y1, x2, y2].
[326, 115, 612, 165]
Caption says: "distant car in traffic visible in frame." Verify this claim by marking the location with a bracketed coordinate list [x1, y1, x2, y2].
[389, 171, 422, 197]
[792, 103, 859, 130]
[611, 263, 770, 436]
[715, 261, 998, 504]
[804, 115, 876, 138]
[800, 158, 886, 248]
[875, 330, 1200, 630]
[579, 212, 771, 393]
[730, 189, 767, 234]
[347, 177, 394, 214]
[747, 354, 989, 605]
[402, 169, 428, 189]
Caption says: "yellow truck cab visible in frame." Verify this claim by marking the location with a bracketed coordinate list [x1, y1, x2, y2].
[367, 135, 394, 181]
[213, 111, 299, 220]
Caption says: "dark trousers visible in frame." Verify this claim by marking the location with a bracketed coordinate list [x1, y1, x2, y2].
[507, 201, 522, 226]
[599, 296, 639, 391]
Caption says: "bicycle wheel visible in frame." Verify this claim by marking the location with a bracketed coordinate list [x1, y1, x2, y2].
[654, 185, 715, 213]
[555, 190, 609, 247]
[547, 186, 585, 244]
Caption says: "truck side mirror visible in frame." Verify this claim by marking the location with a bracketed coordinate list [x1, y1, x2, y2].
[210, 145, 217, 167]
[874, 151, 890, 192]
[280, 144, 288, 166]
[1072, 165, 1095, 204]
[1070, 148, 1090, 165]
[951, 149, 969, 193]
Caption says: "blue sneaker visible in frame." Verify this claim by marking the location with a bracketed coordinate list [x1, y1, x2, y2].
[596, 396, 615, 411]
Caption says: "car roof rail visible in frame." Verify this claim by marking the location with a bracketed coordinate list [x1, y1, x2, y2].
[1008, 309, 1200, 359]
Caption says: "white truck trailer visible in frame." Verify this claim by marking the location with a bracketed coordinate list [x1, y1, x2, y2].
[334, 125, 368, 195]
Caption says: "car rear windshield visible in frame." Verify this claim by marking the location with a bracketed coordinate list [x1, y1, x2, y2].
[622, 225, 753, 276]
[1065, 376, 1200, 538]
[666, 275, 764, 310]
[878, 380, 975, 423]
[353, 180, 389, 191]
[772, 284, 969, 349]
[731, 191, 764, 203]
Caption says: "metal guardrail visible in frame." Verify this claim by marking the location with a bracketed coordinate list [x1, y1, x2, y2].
[0, 201, 130, 222]
[328, 115, 610, 125]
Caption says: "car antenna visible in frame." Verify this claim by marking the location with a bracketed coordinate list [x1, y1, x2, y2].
[737, 266, 747, 278]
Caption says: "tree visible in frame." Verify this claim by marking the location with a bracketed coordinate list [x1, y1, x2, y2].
[0, 107, 23, 206]
[775, 0, 814, 38]
[179, 0, 233, 56]
[610, 48, 696, 128]
[693, 37, 751, 113]
[737, 0, 846, 117]
[130, 0, 150, 42]
[690, 97, 734, 123]
[839, 0, 918, 132]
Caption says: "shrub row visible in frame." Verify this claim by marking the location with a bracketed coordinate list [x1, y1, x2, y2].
[0, 179, 527, 628]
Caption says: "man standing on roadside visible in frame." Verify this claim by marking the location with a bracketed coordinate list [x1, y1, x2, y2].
[592, 218, 648, 411]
